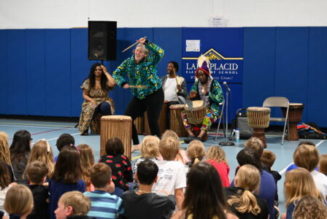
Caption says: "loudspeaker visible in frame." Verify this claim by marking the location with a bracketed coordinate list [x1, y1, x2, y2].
[88, 21, 117, 60]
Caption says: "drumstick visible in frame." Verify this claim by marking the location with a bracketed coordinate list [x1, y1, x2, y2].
[122, 36, 147, 53]
[128, 85, 147, 89]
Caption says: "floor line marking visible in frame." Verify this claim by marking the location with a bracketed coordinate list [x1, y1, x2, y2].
[279, 140, 325, 175]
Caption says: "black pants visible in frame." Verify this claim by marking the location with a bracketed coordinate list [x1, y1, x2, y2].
[125, 88, 164, 144]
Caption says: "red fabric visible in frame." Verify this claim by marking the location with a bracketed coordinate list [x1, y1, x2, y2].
[206, 159, 230, 187]
[195, 67, 210, 77]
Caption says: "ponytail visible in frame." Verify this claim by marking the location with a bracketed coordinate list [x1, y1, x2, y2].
[227, 189, 261, 215]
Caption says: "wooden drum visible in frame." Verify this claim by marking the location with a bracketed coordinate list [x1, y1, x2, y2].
[184, 100, 206, 125]
[170, 104, 188, 137]
[100, 115, 132, 159]
[247, 107, 271, 146]
[285, 103, 304, 141]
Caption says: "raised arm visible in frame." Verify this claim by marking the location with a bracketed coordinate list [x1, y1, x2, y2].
[101, 65, 116, 88]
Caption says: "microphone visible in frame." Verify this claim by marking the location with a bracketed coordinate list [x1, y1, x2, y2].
[223, 81, 231, 92]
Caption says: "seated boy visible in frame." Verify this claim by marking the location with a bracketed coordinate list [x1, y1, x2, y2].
[84, 163, 122, 219]
[25, 160, 50, 219]
[121, 159, 175, 219]
[54, 191, 91, 219]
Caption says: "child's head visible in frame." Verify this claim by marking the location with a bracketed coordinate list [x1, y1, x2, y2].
[56, 133, 75, 152]
[55, 191, 90, 219]
[4, 184, 34, 217]
[105, 137, 124, 156]
[0, 161, 11, 190]
[234, 164, 260, 192]
[187, 140, 205, 165]
[236, 148, 262, 171]
[76, 144, 95, 183]
[159, 137, 179, 161]
[140, 136, 160, 158]
[244, 137, 264, 157]
[0, 131, 11, 165]
[90, 163, 112, 188]
[318, 154, 327, 175]
[293, 195, 327, 219]
[10, 130, 32, 156]
[52, 148, 82, 184]
[206, 146, 227, 163]
[293, 143, 319, 171]
[284, 168, 321, 205]
[136, 159, 159, 185]
[25, 160, 48, 184]
[29, 140, 54, 177]
[260, 150, 276, 169]
[161, 130, 179, 141]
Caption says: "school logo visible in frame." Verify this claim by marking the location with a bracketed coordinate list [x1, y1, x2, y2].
[182, 48, 243, 83]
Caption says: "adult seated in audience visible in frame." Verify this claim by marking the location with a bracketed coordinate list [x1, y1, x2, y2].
[121, 159, 175, 219]
[10, 130, 32, 184]
[171, 162, 238, 219]
[78, 63, 115, 135]
[226, 164, 269, 219]
[55, 191, 92, 219]
[283, 168, 323, 219]
[293, 142, 327, 200]
[84, 163, 122, 219]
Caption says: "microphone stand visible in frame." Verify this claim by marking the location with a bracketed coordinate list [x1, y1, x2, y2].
[219, 82, 235, 146]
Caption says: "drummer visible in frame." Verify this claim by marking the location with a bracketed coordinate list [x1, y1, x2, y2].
[182, 56, 224, 142]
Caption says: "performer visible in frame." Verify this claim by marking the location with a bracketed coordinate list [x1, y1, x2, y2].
[78, 63, 115, 135]
[162, 61, 187, 105]
[182, 55, 224, 141]
[113, 37, 164, 146]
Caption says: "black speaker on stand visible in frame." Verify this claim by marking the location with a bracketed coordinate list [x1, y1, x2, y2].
[88, 21, 117, 61]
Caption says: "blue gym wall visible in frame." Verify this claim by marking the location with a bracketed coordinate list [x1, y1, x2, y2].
[0, 27, 326, 127]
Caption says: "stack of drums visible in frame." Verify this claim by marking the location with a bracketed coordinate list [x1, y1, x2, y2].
[247, 107, 271, 147]
[169, 104, 188, 137]
[100, 115, 132, 159]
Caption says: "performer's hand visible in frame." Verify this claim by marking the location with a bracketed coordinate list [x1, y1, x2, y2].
[189, 91, 197, 99]
[123, 84, 130, 89]
[137, 37, 147, 44]
[101, 65, 108, 73]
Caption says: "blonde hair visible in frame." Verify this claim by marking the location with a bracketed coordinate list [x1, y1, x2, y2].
[319, 154, 327, 175]
[260, 150, 276, 169]
[227, 164, 261, 215]
[293, 195, 327, 219]
[244, 137, 264, 157]
[159, 137, 180, 161]
[4, 184, 34, 216]
[187, 140, 205, 166]
[76, 144, 95, 187]
[0, 131, 11, 165]
[206, 146, 227, 163]
[284, 168, 322, 206]
[59, 191, 90, 216]
[161, 130, 179, 141]
[294, 144, 319, 171]
[28, 140, 54, 178]
[135, 43, 149, 56]
[141, 136, 160, 158]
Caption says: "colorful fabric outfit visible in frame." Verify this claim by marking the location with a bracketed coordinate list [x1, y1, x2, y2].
[113, 42, 164, 144]
[78, 79, 114, 134]
[84, 190, 123, 219]
[99, 154, 133, 191]
[182, 78, 224, 132]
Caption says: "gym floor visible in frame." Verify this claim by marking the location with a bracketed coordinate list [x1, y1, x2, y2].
[1, 118, 326, 215]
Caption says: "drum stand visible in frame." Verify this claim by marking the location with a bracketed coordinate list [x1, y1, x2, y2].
[219, 85, 235, 146]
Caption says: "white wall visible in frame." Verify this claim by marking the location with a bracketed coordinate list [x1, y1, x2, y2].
[0, 0, 327, 29]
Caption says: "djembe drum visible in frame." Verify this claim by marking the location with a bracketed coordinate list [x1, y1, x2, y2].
[247, 107, 271, 147]
[170, 104, 188, 137]
[284, 103, 304, 141]
[184, 100, 207, 125]
[100, 115, 132, 159]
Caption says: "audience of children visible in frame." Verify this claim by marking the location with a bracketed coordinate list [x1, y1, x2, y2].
[25, 161, 49, 219]
[9, 130, 32, 184]
[99, 137, 133, 197]
[49, 148, 85, 219]
[55, 134, 75, 161]
[152, 137, 186, 210]
[205, 145, 230, 187]
[226, 164, 269, 219]
[84, 163, 121, 219]
[285, 141, 316, 172]
[0, 132, 14, 182]
[0, 161, 14, 213]
[54, 191, 91, 219]
[292, 195, 327, 219]
[76, 144, 95, 192]
[161, 130, 189, 164]
[186, 140, 205, 167]
[121, 159, 175, 219]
